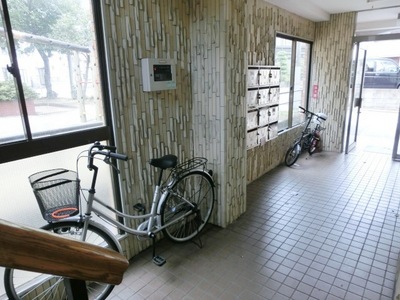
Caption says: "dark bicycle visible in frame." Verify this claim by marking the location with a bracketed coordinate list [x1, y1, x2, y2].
[285, 106, 327, 166]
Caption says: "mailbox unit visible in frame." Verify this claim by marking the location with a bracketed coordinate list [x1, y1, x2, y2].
[246, 65, 280, 149]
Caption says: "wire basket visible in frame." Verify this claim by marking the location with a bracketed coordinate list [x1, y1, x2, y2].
[29, 169, 80, 222]
[172, 157, 207, 177]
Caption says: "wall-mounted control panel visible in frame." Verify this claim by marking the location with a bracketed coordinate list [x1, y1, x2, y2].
[141, 58, 176, 92]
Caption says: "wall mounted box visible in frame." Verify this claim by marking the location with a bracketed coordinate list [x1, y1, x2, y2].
[246, 65, 280, 149]
[259, 108, 269, 127]
[269, 123, 278, 140]
[247, 88, 259, 108]
[247, 130, 258, 149]
[258, 126, 269, 145]
[247, 110, 258, 131]
[141, 58, 176, 92]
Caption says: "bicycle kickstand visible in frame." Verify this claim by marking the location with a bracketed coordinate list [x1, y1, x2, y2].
[150, 233, 166, 266]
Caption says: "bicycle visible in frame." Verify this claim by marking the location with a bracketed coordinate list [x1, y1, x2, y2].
[284, 106, 327, 166]
[4, 141, 216, 300]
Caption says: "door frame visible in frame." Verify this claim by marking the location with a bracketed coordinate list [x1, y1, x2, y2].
[393, 105, 400, 161]
[345, 42, 366, 154]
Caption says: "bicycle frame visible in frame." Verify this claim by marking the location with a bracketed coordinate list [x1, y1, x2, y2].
[68, 167, 211, 242]
[3, 143, 214, 300]
[296, 108, 326, 149]
[42, 141, 214, 259]
[294, 115, 313, 149]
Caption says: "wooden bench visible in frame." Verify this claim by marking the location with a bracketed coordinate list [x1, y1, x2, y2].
[0, 219, 129, 299]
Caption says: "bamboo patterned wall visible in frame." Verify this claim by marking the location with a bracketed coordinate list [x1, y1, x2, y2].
[244, 0, 315, 182]
[101, 0, 356, 259]
[190, 0, 318, 223]
[246, 0, 315, 66]
[310, 13, 357, 153]
[245, 8, 356, 182]
[190, 0, 248, 227]
[102, 0, 193, 259]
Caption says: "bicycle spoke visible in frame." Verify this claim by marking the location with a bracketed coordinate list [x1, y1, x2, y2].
[161, 171, 214, 242]
[4, 222, 119, 300]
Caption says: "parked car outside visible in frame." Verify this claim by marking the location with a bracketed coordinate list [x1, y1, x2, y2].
[363, 58, 400, 89]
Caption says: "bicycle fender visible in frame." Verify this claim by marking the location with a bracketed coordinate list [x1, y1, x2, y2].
[41, 219, 123, 254]
[202, 169, 215, 187]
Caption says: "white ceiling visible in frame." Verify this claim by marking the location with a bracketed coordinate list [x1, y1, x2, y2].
[264, 0, 400, 36]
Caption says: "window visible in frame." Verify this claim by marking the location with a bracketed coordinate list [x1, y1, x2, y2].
[275, 35, 312, 131]
[0, 0, 112, 163]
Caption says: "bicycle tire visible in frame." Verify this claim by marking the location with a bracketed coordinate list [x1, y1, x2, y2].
[285, 143, 301, 166]
[160, 170, 215, 242]
[4, 222, 119, 300]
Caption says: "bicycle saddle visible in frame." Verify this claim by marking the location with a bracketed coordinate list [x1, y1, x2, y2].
[149, 155, 178, 169]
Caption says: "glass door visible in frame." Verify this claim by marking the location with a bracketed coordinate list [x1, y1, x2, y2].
[393, 105, 400, 161]
[345, 43, 366, 154]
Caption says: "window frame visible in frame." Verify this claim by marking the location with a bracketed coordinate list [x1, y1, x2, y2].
[275, 33, 312, 131]
[0, 0, 115, 164]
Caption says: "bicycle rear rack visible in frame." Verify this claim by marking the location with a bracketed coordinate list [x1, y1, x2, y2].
[172, 157, 207, 177]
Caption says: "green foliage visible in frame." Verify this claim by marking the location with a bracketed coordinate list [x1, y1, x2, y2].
[4, 0, 93, 98]
[275, 51, 291, 85]
[8, 0, 92, 51]
[0, 80, 38, 101]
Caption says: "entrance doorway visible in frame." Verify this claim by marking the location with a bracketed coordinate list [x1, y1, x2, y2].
[346, 39, 400, 156]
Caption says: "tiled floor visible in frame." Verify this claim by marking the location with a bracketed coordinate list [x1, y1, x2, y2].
[109, 149, 400, 300]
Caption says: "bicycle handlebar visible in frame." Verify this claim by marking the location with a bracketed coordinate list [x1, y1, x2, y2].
[299, 106, 327, 122]
[299, 106, 317, 116]
[87, 141, 128, 170]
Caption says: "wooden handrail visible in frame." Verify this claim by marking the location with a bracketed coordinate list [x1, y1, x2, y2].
[0, 219, 128, 285]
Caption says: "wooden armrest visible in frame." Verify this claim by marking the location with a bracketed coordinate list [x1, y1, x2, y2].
[0, 219, 128, 285]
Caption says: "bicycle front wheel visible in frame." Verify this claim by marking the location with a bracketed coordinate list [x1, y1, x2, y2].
[161, 170, 215, 242]
[4, 222, 119, 300]
[285, 142, 301, 166]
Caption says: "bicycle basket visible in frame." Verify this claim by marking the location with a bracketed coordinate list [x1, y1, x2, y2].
[173, 157, 208, 177]
[29, 169, 80, 222]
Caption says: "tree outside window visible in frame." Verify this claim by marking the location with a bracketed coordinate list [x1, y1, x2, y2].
[0, 0, 108, 151]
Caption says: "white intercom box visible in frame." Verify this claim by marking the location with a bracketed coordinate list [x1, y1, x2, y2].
[141, 58, 176, 92]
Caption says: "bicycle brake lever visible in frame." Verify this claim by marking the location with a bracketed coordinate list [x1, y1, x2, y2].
[104, 156, 121, 174]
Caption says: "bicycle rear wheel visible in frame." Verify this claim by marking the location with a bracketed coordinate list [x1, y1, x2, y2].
[285, 142, 301, 166]
[4, 222, 119, 300]
[161, 170, 215, 242]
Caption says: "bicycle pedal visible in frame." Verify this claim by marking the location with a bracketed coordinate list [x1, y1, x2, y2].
[152, 255, 166, 266]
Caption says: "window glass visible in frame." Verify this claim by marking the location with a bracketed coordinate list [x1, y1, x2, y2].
[379, 60, 398, 73]
[293, 41, 310, 126]
[0, 142, 117, 297]
[0, 0, 105, 144]
[275, 37, 292, 131]
[275, 36, 311, 131]
[0, 10, 26, 143]
[0, 143, 115, 227]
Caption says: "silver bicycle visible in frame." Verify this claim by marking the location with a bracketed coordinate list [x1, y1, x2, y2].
[4, 141, 215, 300]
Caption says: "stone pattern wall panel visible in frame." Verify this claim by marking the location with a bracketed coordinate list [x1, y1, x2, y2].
[244, 0, 315, 182]
[103, 0, 192, 259]
[310, 13, 356, 153]
[190, 0, 248, 226]
[101, 0, 355, 259]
